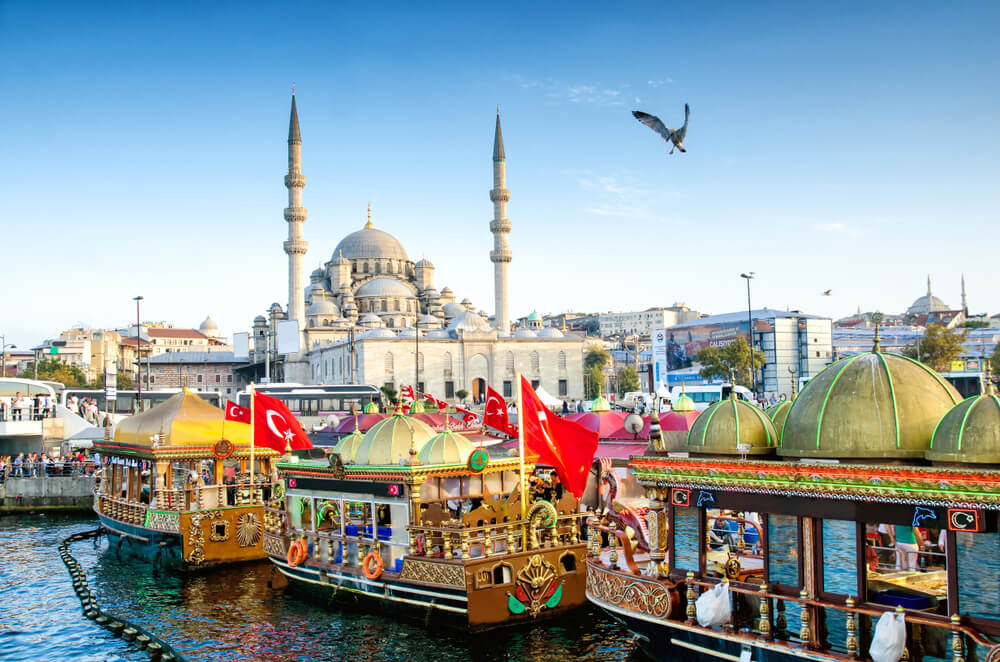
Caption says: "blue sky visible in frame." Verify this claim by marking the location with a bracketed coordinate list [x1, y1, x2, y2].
[1, 1, 998, 348]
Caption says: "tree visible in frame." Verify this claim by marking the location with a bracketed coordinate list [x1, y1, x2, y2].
[381, 384, 398, 405]
[618, 367, 640, 396]
[580, 319, 600, 336]
[455, 389, 469, 404]
[585, 346, 610, 371]
[18, 357, 90, 387]
[695, 336, 766, 388]
[95, 372, 135, 390]
[584, 364, 605, 400]
[902, 325, 968, 371]
[961, 320, 990, 329]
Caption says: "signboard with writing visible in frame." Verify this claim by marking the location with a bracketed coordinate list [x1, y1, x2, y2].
[105, 363, 117, 401]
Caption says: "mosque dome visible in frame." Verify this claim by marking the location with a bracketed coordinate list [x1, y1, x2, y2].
[333, 225, 409, 261]
[397, 327, 417, 338]
[461, 298, 473, 307]
[307, 282, 327, 298]
[310, 267, 326, 280]
[905, 276, 950, 316]
[333, 251, 350, 266]
[415, 257, 434, 268]
[442, 302, 467, 318]
[335, 429, 366, 463]
[766, 400, 793, 443]
[425, 329, 451, 339]
[417, 430, 476, 465]
[526, 311, 543, 322]
[417, 314, 442, 329]
[355, 277, 415, 298]
[199, 315, 219, 336]
[779, 351, 960, 459]
[253, 315, 267, 324]
[537, 327, 564, 339]
[361, 328, 396, 339]
[358, 313, 384, 329]
[687, 398, 777, 456]
[353, 414, 436, 465]
[448, 310, 490, 332]
[440, 287, 453, 297]
[513, 328, 538, 338]
[306, 300, 339, 316]
[926, 393, 1000, 464]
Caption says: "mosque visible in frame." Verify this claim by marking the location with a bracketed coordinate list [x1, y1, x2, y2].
[250, 93, 585, 403]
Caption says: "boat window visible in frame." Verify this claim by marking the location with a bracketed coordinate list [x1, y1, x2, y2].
[706, 510, 763, 581]
[955, 531, 998, 620]
[493, 563, 512, 585]
[821, 520, 857, 595]
[767, 514, 799, 587]
[560, 552, 577, 573]
[864, 522, 948, 616]
[672, 506, 699, 572]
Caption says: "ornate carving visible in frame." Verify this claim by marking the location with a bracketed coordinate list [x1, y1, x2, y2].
[186, 510, 224, 565]
[213, 438, 234, 460]
[237, 512, 262, 547]
[209, 519, 230, 542]
[586, 563, 673, 619]
[399, 559, 466, 588]
[262, 532, 286, 558]
[145, 510, 181, 533]
[509, 554, 562, 618]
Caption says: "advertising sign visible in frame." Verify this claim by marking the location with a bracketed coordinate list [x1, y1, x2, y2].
[664, 321, 751, 371]
[652, 329, 668, 389]
[105, 362, 118, 401]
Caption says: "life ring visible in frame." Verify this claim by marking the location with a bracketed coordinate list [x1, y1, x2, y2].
[362, 551, 384, 580]
[287, 538, 308, 568]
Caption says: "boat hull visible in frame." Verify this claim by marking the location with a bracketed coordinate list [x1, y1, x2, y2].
[98, 512, 186, 567]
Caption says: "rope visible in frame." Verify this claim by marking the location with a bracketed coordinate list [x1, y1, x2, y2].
[58, 528, 186, 662]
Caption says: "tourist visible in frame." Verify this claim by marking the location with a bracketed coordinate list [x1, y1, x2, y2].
[893, 524, 924, 571]
[562, 400, 569, 415]
[13, 453, 24, 477]
[0, 394, 9, 421]
[576, 400, 585, 413]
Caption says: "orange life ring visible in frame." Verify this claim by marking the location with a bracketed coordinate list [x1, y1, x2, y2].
[287, 538, 308, 568]
[362, 550, 384, 580]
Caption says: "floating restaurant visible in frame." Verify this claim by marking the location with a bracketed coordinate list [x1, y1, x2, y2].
[586, 336, 1000, 661]
[93, 390, 278, 568]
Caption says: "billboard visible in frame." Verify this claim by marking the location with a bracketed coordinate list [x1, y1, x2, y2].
[276, 320, 301, 355]
[664, 321, 751, 371]
[652, 329, 668, 389]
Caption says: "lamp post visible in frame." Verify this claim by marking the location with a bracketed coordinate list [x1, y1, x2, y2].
[740, 273, 758, 401]
[133, 296, 144, 412]
[1, 336, 15, 377]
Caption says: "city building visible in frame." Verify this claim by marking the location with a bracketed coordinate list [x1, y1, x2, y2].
[598, 304, 700, 338]
[245, 94, 586, 401]
[653, 309, 833, 399]
[146, 351, 249, 397]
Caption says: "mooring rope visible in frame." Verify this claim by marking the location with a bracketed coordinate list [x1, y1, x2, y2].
[59, 528, 187, 662]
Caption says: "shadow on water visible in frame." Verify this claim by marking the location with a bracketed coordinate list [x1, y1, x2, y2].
[2, 513, 643, 662]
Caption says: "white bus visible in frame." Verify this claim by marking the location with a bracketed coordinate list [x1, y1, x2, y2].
[235, 383, 384, 430]
[669, 383, 755, 411]
[60, 388, 223, 418]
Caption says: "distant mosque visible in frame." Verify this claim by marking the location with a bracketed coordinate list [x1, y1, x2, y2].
[249, 92, 584, 402]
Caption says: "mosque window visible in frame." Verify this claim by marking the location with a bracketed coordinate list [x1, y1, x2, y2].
[443, 352, 453, 377]
[381, 300, 388, 312]
[503, 381, 512, 398]
[364, 262, 369, 274]
[387, 318, 395, 328]
[417, 352, 424, 371]
[375, 262, 381, 274]
[558, 380, 568, 396]
[445, 381, 455, 398]
[558, 351, 567, 371]
[505, 351, 515, 373]
[530, 351, 540, 372]
[385, 352, 394, 374]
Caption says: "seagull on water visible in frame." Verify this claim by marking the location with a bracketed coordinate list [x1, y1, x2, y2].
[632, 104, 690, 154]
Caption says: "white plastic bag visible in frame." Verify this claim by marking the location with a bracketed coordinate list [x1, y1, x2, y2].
[869, 611, 906, 662]
[695, 581, 732, 627]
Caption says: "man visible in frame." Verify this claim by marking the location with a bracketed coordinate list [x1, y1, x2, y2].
[562, 400, 569, 415]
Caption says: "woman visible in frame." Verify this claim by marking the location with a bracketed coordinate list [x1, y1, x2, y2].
[893, 524, 924, 571]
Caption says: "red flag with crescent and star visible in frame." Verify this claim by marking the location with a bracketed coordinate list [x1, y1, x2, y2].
[519, 376, 597, 499]
[224, 400, 251, 424]
[454, 406, 478, 423]
[483, 385, 511, 435]
[237, 391, 314, 451]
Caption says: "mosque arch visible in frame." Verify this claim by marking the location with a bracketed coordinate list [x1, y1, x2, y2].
[381, 300, 389, 313]
[558, 351, 567, 372]
[385, 352, 394, 375]
[443, 352, 453, 378]
[505, 351, 515, 374]
[530, 351, 540, 373]
[468, 353, 490, 402]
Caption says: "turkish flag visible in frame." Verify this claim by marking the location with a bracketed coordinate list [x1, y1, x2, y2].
[252, 391, 313, 451]
[400, 385, 415, 401]
[425, 393, 448, 413]
[224, 400, 251, 424]
[455, 406, 478, 423]
[519, 376, 598, 499]
[483, 385, 511, 434]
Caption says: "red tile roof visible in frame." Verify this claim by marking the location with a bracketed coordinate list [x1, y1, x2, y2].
[146, 328, 207, 339]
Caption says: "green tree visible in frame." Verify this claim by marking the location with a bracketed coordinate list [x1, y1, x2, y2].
[95, 372, 135, 390]
[585, 346, 610, 371]
[618, 367, 640, 396]
[902, 325, 968, 371]
[455, 389, 469, 404]
[18, 358, 90, 387]
[381, 384, 398, 405]
[584, 364, 605, 400]
[695, 336, 766, 388]
[961, 320, 990, 329]
[580, 319, 600, 336]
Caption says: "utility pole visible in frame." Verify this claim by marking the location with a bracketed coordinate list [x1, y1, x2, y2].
[133, 296, 144, 412]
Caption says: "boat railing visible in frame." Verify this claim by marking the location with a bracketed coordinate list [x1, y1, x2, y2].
[408, 510, 584, 562]
[679, 574, 997, 659]
[97, 494, 150, 526]
[137, 481, 271, 512]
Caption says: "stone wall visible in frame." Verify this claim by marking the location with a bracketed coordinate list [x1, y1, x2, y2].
[0, 476, 95, 512]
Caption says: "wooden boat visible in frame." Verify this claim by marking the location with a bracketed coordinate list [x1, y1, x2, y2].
[263, 412, 589, 630]
[586, 346, 1000, 661]
[93, 389, 278, 568]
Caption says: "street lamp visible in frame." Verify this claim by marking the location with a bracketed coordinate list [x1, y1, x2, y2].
[740, 273, 758, 400]
[133, 296, 144, 412]
[0, 336, 15, 377]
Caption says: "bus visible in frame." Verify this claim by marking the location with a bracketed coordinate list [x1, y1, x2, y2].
[236, 383, 384, 431]
[60, 388, 223, 419]
[942, 371, 987, 399]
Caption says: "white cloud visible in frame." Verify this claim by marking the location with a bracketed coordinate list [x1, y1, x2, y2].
[647, 78, 673, 87]
[813, 222, 863, 235]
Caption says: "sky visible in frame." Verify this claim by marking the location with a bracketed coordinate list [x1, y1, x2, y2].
[1, 1, 998, 349]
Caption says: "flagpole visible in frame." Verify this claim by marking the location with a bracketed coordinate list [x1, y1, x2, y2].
[249, 382, 256, 497]
[516, 372, 527, 551]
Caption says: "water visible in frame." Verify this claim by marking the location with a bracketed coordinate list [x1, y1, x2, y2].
[0, 513, 639, 662]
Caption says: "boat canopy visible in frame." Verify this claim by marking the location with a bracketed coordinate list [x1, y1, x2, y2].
[113, 389, 251, 449]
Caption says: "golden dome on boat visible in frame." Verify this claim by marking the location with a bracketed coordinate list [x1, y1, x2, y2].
[766, 400, 793, 443]
[686, 397, 776, 456]
[673, 393, 695, 412]
[352, 413, 435, 466]
[926, 392, 1000, 464]
[334, 428, 366, 463]
[778, 352, 960, 459]
[417, 429, 476, 465]
[591, 396, 611, 412]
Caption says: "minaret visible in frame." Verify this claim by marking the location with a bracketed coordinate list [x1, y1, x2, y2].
[961, 274, 968, 315]
[489, 108, 512, 335]
[926, 274, 932, 297]
[284, 88, 308, 331]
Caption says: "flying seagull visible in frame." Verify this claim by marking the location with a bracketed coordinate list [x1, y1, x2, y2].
[822, 289, 832, 296]
[632, 104, 690, 154]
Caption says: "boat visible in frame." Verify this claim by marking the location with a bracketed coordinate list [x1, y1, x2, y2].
[585, 340, 1000, 661]
[262, 410, 589, 630]
[93, 389, 278, 568]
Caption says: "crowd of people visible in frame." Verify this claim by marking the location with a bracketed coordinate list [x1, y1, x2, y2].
[0, 392, 56, 421]
[0, 451, 95, 480]
[65, 394, 104, 424]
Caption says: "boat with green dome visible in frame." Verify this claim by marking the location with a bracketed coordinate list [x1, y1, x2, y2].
[586, 331, 1000, 661]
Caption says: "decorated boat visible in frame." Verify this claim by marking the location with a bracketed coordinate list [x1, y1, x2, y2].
[586, 339, 1000, 662]
[93, 389, 278, 568]
[262, 409, 590, 630]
